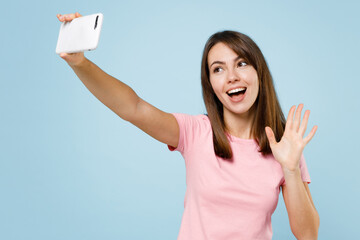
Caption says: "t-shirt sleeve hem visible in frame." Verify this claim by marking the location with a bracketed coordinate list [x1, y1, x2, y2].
[167, 144, 177, 151]
[281, 153, 311, 186]
[281, 179, 311, 186]
[166, 113, 185, 153]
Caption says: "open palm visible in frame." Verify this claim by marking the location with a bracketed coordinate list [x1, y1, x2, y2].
[265, 104, 318, 172]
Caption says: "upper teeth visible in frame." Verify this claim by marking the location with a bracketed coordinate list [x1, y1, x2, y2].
[228, 87, 246, 94]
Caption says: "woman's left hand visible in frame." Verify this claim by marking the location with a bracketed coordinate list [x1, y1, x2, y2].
[265, 104, 318, 172]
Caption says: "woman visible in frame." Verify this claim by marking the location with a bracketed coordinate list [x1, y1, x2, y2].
[57, 12, 320, 240]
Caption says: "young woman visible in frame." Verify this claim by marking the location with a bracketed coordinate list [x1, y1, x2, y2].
[57, 12, 320, 240]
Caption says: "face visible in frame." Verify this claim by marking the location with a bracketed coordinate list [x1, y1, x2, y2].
[208, 42, 259, 118]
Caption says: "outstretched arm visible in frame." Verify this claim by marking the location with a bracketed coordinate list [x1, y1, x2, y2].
[57, 13, 179, 148]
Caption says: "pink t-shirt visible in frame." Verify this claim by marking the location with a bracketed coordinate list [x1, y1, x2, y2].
[168, 113, 311, 240]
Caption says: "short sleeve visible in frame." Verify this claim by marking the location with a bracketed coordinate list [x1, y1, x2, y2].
[281, 153, 311, 186]
[167, 113, 186, 153]
[167, 113, 205, 154]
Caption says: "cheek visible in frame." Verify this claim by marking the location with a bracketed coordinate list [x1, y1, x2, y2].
[212, 84, 223, 98]
[243, 70, 259, 91]
[209, 78, 222, 94]
[209, 81, 225, 103]
[252, 79, 260, 99]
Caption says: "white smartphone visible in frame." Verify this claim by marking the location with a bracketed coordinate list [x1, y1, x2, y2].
[55, 13, 103, 54]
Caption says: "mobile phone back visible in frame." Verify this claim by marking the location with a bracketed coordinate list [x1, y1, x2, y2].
[56, 13, 103, 54]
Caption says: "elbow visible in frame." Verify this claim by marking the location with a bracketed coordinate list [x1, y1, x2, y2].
[295, 230, 318, 240]
[301, 230, 319, 240]
[297, 233, 318, 240]
[119, 95, 141, 123]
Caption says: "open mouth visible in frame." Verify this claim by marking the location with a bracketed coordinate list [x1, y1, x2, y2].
[226, 87, 247, 98]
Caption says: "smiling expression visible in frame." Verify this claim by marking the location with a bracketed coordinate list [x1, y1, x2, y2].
[208, 42, 259, 118]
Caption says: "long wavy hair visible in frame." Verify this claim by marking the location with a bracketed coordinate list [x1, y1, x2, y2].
[201, 30, 286, 160]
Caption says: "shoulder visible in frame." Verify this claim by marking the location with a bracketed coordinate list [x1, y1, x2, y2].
[169, 113, 212, 153]
[192, 114, 211, 129]
[172, 113, 212, 138]
[171, 113, 210, 126]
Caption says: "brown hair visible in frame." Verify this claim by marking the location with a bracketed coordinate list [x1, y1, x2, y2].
[201, 30, 286, 160]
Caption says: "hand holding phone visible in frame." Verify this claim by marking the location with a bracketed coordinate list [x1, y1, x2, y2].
[56, 12, 103, 67]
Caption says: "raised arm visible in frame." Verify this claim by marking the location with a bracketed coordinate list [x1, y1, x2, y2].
[57, 13, 179, 149]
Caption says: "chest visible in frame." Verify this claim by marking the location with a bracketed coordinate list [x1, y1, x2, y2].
[185, 143, 283, 215]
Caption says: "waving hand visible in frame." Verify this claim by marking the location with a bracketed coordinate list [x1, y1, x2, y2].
[265, 104, 318, 172]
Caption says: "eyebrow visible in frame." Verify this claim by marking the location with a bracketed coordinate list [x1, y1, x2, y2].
[210, 56, 243, 68]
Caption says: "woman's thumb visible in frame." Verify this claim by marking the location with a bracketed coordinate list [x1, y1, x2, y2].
[265, 126, 277, 146]
[60, 52, 68, 60]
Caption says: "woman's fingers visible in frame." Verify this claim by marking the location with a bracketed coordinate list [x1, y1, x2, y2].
[57, 12, 82, 22]
[284, 103, 317, 146]
[293, 104, 304, 131]
[56, 12, 85, 66]
[299, 109, 310, 137]
[285, 105, 296, 132]
[303, 125, 318, 145]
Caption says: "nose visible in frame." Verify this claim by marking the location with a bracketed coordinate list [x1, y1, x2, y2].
[227, 68, 239, 83]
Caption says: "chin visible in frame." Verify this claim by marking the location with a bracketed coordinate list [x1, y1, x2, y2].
[225, 104, 253, 116]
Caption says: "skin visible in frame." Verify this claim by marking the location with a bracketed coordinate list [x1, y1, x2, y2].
[208, 43, 319, 239]
[208, 42, 259, 139]
[57, 13, 319, 238]
[56, 12, 86, 67]
[207, 42, 318, 170]
[57, 12, 180, 149]
[267, 104, 319, 239]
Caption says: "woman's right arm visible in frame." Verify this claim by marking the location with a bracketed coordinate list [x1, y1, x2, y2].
[57, 13, 179, 149]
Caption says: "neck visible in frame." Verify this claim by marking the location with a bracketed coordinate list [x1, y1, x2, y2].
[223, 106, 256, 139]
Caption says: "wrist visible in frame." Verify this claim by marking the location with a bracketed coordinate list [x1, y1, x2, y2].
[70, 56, 88, 69]
[282, 165, 301, 175]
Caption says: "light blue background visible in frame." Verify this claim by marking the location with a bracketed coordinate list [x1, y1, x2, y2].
[1, 0, 359, 239]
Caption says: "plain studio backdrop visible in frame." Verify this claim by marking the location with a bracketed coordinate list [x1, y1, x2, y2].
[1, 0, 359, 239]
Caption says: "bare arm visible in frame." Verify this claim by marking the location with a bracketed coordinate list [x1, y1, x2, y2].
[71, 58, 179, 147]
[282, 169, 320, 240]
[57, 13, 179, 148]
[70, 58, 139, 121]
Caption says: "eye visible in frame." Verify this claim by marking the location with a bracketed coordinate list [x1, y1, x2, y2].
[237, 61, 248, 67]
[213, 67, 223, 73]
